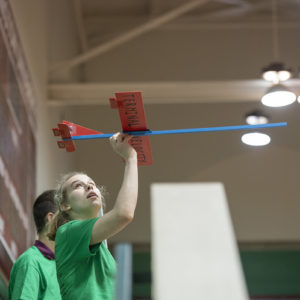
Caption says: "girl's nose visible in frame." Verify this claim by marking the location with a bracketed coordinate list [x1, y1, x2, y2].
[86, 183, 93, 190]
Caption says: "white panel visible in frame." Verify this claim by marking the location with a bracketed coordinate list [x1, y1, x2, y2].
[151, 183, 248, 300]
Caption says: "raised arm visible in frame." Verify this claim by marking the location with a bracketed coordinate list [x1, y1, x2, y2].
[90, 133, 138, 245]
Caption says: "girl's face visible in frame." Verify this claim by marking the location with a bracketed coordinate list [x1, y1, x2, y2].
[62, 174, 102, 219]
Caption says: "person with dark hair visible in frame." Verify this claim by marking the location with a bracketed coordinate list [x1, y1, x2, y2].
[9, 190, 62, 300]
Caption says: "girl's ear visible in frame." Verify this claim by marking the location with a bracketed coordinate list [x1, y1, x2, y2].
[46, 212, 54, 223]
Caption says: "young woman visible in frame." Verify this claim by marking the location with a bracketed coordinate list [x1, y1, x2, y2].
[48, 133, 138, 300]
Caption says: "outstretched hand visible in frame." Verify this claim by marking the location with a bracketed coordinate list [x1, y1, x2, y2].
[109, 133, 137, 161]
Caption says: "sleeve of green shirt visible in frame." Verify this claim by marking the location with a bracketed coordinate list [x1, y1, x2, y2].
[9, 263, 40, 300]
[65, 218, 100, 261]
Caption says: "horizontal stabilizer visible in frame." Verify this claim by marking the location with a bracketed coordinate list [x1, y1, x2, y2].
[57, 140, 76, 152]
[52, 121, 103, 152]
[61, 120, 102, 137]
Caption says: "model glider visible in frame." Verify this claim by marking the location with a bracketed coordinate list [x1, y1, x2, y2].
[52, 91, 287, 165]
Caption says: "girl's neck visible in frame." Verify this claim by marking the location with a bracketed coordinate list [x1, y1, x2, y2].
[38, 234, 55, 253]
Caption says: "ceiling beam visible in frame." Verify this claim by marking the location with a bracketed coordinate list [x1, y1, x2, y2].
[49, 0, 210, 74]
[161, 20, 300, 30]
[86, 19, 300, 38]
[199, 0, 268, 21]
[214, 0, 247, 4]
[47, 79, 300, 106]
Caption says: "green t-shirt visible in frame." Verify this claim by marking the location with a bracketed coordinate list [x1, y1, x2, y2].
[9, 245, 62, 300]
[55, 218, 116, 300]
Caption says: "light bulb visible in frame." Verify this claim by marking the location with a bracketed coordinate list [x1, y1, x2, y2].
[241, 132, 271, 146]
[261, 84, 296, 107]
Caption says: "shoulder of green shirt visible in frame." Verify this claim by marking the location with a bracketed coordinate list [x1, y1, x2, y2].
[11, 246, 44, 272]
[15, 246, 42, 262]
[57, 217, 99, 235]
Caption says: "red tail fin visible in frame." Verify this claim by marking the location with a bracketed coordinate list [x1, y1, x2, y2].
[52, 121, 102, 152]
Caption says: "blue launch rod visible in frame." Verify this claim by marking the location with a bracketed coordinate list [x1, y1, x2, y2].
[64, 122, 286, 141]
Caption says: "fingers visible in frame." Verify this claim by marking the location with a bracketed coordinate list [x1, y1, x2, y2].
[124, 134, 133, 142]
[109, 132, 136, 160]
[109, 132, 132, 144]
[109, 132, 120, 144]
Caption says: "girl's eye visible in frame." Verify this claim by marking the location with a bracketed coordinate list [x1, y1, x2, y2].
[74, 182, 84, 188]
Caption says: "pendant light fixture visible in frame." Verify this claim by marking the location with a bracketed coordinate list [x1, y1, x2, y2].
[261, 84, 296, 107]
[242, 110, 271, 146]
[262, 62, 292, 84]
[261, 0, 296, 107]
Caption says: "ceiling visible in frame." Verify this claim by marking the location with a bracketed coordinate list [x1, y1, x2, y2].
[48, 0, 300, 105]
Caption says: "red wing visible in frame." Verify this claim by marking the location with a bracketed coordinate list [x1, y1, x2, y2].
[113, 91, 148, 131]
[129, 136, 153, 166]
[110, 91, 153, 165]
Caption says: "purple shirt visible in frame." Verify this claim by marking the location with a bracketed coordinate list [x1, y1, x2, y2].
[34, 240, 55, 260]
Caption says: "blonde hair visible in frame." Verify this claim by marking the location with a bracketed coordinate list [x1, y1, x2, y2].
[47, 172, 106, 241]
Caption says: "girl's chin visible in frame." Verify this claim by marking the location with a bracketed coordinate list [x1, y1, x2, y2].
[92, 200, 101, 207]
[91, 202, 102, 212]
